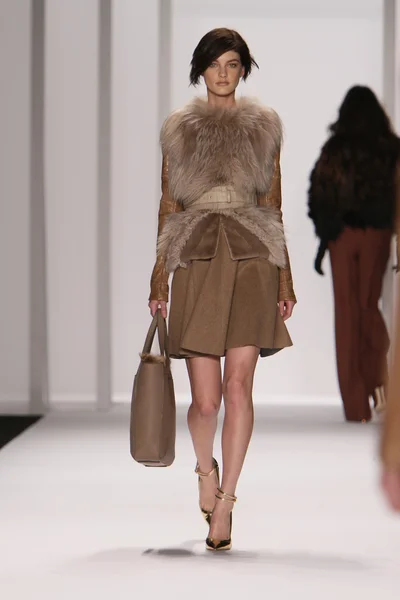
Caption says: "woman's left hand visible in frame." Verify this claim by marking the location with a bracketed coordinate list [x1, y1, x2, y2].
[279, 300, 295, 321]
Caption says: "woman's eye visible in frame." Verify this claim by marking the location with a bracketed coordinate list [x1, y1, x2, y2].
[229, 63, 238, 68]
[210, 62, 218, 68]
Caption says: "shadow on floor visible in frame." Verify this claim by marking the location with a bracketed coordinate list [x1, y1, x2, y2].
[73, 540, 372, 573]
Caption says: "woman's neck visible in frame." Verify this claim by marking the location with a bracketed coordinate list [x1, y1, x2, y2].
[206, 90, 237, 108]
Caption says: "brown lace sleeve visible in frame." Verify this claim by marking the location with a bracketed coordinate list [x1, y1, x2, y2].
[149, 156, 183, 302]
[257, 151, 297, 302]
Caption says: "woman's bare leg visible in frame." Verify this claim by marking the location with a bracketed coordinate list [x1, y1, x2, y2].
[186, 356, 222, 513]
[209, 346, 259, 540]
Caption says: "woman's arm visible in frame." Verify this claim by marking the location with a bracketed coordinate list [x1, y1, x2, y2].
[258, 151, 297, 304]
[395, 160, 400, 271]
[307, 151, 345, 275]
[381, 273, 400, 511]
[380, 157, 400, 512]
[149, 155, 182, 303]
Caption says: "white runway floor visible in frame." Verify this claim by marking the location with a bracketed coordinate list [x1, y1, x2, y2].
[1, 403, 400, 599]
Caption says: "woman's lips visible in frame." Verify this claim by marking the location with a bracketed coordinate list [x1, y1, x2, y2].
[217, 82, 229, 85]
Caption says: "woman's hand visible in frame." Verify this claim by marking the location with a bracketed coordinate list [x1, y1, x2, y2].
[279, 300, 295, 321]
[381, 469, 400, 512]
[149, 300, 168, 319]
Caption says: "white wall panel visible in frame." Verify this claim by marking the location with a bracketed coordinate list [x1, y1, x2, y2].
[111, 1, 160, 401]
[45, 0, 99, 402]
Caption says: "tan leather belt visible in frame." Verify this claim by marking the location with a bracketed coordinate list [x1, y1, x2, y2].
[186, 186, 257, 211]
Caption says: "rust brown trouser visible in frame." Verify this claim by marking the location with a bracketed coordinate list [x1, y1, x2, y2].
[329, 227, 392, 421]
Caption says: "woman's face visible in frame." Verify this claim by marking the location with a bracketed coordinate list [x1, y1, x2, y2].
[203, 51, 244, 97]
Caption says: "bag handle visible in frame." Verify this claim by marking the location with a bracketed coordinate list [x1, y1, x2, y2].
[142, 309, 170, 360]
[156, 310, 169, 358]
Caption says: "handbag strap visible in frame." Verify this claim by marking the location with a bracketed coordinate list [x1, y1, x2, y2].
[156, 310, 170, 358]
[142, 310, 170, 360]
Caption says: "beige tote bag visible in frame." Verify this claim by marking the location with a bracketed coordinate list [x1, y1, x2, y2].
[130, 310, 176, 467]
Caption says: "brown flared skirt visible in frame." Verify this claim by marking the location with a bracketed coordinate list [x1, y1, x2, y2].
[168, 228, 292, 359]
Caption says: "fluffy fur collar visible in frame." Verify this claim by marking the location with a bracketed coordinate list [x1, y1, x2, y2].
[160, 97, 282, 206]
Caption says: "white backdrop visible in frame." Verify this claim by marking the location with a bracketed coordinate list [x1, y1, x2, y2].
[1, 0, 397, 411]
[162, 0, 384, 401]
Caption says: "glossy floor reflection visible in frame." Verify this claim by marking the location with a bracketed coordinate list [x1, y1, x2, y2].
[0, 403, 400, 599]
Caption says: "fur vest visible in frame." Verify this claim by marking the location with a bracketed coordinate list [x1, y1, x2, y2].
[308, 137, 399, 274]
[160, 97, 282, 206]
[157, 97, 287, 273]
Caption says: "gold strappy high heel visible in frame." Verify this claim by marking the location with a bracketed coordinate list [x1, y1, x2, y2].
[195, 458, 220, 525]
[373, 386, 387, 414]
[206, 488, 237, 552]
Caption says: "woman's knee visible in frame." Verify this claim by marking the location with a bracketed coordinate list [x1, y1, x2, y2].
[222, 375, 252, 407]
[191, 396, 220, 419]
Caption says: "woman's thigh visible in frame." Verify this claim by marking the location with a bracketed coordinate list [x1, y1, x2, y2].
[222, 346, 259, 402]
[186, 356, 223, 408]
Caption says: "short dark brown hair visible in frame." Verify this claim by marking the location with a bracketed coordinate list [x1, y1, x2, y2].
[189, 28, 258, 86]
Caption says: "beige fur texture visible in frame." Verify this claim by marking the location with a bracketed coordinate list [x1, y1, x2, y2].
[139, 352, 166, 364]
[160, 97, 282, 206]
[157, 207, 286, 272]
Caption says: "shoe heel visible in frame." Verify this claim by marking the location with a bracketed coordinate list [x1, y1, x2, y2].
[206, 489, 236, 552]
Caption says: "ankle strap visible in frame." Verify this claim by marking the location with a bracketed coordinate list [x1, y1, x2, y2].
[215, 488, 237, 503]
[195, 458, 218, 477]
